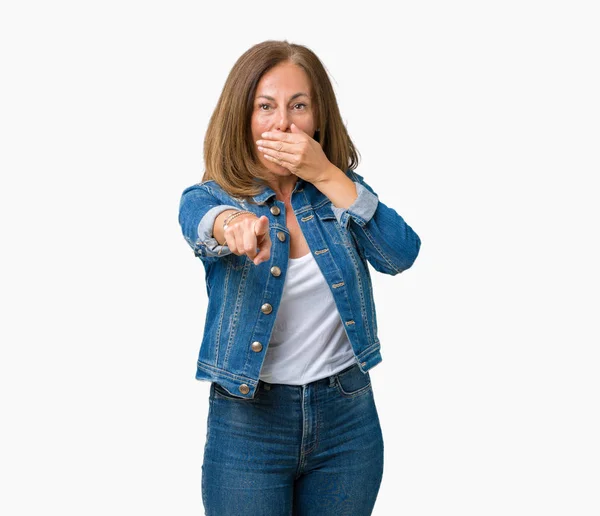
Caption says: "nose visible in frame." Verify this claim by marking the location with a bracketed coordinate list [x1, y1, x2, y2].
[275, 108, 291, 132]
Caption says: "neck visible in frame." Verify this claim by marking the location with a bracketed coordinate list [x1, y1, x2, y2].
[266, 175, 299, 202]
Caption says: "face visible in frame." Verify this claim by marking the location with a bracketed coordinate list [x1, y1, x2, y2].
[251, 61, 317, 177]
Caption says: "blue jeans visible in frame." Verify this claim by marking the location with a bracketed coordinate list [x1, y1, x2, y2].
[201, 363, 384, 515]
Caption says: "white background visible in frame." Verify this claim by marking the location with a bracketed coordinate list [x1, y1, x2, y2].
[1, 1, 598, 514]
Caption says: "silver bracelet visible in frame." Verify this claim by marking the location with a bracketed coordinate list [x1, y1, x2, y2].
[223, 210, 254, 230]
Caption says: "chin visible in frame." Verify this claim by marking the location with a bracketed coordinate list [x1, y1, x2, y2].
[263, 161, 293, 176]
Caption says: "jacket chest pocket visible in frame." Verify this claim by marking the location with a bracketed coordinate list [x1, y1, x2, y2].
[314, 203, 344, 245]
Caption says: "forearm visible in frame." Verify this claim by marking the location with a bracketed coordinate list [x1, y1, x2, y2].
[212, 209, 237, 246]
[313, 164, 358, 209]
[318, 167, 421, 275]
[349, 203, 421, 275]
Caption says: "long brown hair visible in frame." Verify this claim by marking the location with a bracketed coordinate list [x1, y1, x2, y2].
[202, 40, 360, 202]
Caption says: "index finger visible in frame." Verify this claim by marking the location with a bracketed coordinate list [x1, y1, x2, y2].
[242, 223, 259, 261]
[254, 233, 272, 265]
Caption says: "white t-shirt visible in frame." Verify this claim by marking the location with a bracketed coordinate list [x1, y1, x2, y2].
[258, 251, 356, 385]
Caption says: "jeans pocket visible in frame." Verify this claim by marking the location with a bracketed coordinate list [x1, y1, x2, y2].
[335, 365, 372, 398]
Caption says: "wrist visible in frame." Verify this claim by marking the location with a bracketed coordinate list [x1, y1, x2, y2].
[314, 163, 344, 186]
[223, 210, 256, 230]
[313, 166, 357, 209]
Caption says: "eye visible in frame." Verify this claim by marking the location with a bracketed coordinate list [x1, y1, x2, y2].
[293, 103, 307, 110]
[258, 103, 271, 111]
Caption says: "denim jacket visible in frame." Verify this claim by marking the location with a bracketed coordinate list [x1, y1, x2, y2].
[178, 169, 421, 399]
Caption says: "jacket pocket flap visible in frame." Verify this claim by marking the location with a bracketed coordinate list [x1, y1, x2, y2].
[315, 203, 337, 221]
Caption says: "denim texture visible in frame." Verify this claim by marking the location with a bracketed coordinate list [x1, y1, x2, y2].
[202, 362, 384, 515]
[178, 169, 421, 399]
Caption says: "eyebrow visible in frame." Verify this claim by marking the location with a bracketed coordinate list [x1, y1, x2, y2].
[256, 92, 310, 102]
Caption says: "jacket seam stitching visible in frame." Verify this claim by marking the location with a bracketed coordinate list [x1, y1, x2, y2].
[354, 224, 402, 274]
[344, 241, 373, 345]
[357, 341, 380, 361]
[224, 259, 251, 365]
[214, 259, 232, 364]
[311, 218, 360, 344]
[242, 259, 276, 375]
[197, 360, 257, 385]
[295, 197, 330, 215]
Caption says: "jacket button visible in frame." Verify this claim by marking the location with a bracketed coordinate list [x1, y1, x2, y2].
[270, 205, 281, 216]
[270, 266, 281, 277]
[277, 231, 286, 242]
[251, 341, 263, 352]
[239, 384, 250, 395]
[261, 303, 273, 314]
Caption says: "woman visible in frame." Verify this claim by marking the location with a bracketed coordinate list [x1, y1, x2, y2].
[178, 40, 421, 515]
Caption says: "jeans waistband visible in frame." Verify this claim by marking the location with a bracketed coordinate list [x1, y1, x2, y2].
[257, 362, 360, 391]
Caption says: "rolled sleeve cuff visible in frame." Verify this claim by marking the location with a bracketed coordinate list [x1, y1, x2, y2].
[196, 205, 239, 256]
[331, 182, 379, 229]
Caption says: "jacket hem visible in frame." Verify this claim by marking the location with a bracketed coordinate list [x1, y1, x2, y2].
[355, 343, 382, 373]
[195, 360, 259, 399]
[196, 360, 258, 385]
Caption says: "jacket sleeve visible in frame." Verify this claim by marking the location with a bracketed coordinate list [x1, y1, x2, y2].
[178, 184, 239, 260]
[330, 171, 421, 275]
